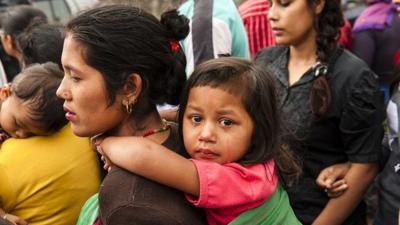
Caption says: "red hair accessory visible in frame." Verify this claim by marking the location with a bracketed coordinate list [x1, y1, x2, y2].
[169, 40, 180, 53]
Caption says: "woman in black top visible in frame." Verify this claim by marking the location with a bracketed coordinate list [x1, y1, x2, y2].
[255, 0, 385, 224]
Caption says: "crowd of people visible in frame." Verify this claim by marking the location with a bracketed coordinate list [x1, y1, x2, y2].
[0, 0, 399, 225]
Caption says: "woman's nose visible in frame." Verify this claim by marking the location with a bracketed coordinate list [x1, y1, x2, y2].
[56, 79, 69, 99]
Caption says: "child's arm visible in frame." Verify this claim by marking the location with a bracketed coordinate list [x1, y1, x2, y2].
[98, 136, 200, 196]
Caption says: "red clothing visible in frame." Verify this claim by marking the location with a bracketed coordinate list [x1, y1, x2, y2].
[239, 0, 275, 58]
[186, 160, 278, 225]
[394, 49, 400, 65]
[339, 19, 353, 50]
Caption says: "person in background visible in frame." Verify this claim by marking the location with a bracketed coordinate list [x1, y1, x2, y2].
[239, 0, 275, 58]
[255, 0, 384, 224]
[0, 5, 47, 80]
[16, 23, 64, 69]
[179, 0, 250, 76]
[352, 0, 400, 102]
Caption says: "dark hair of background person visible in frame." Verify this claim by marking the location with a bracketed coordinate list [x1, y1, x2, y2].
[1, 5, 47, 40]
[178, 57, 301, 187]
[16, 23, 64, 69]
[12, 62, 68, 134]
[307, 0, 344, 119]
[66, 5, 189, 123]
[0, 4, 48, 81]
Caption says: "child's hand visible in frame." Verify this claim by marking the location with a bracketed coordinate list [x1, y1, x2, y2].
[91, 135, 114, 172]
[3, 213, 28, 225]
[316, 162, 351, 198]
[0, 130, 10, 143]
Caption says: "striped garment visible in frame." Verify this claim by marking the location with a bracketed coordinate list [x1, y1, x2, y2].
[239, 0, 275, 58]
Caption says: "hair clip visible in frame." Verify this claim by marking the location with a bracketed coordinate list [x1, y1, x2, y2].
[169, 40, 180, 53]
[312, 62, 328, 77]
[0, 83, 12, 101]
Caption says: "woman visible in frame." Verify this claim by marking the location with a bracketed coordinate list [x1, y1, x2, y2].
[56, 5, 206, 225]
[0, 5, 47, 80]
[255, 0, 385, 224]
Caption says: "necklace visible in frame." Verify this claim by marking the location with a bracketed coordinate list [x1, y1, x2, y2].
[142, 120, 171, 137]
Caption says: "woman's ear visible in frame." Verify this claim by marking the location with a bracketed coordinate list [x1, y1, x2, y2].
[314, 0, 326, 15]
[123, 73, 142, 100]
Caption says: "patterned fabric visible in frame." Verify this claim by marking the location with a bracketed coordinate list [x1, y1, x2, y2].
[239, 0, 275, 58]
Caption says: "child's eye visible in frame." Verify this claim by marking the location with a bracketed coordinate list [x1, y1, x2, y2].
[190, 115, 202, 123]
[219, 118, 233, 127]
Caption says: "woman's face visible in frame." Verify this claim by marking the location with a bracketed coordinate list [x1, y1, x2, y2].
[268, 0, 321, 46]
[56, 35, 127, 137]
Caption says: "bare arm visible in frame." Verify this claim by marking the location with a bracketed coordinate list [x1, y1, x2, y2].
[312, 163, 378, 225]
[99, 136, 199, 196]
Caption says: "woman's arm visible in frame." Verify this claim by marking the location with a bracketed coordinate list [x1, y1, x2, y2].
[312, 163, 378, 225]
[98, 136, 200, 196]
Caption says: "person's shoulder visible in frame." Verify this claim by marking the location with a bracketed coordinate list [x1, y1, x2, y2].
[254, 45, 287, 65]
[334, 49, 377, 81]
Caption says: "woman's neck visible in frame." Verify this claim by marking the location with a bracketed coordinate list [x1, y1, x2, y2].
[111, 110, 170, 143]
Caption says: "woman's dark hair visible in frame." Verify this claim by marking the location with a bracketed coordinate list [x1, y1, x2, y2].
[66, 5, 189, 122]
[1, 5, 47, 40]
[178, 57, 301, 186]
[16, 23, 64, 69]
[307, 0, 344, 118]
[12, 62, 68, 134]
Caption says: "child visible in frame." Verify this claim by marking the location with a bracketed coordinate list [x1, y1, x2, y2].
[0, 62, 67, 140]
[95, 57, 302, 225]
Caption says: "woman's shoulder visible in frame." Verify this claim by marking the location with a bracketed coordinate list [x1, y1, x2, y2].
[332, 48, 379, 85]
[254, 45, 287, 65]
[99, 167, 206, 225]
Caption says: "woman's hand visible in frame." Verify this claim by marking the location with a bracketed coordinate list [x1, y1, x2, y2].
[3, 213, 28, 225]
[316, 162, 351, 198]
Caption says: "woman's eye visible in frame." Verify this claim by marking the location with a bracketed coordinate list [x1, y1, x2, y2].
[220, 119, 233, 126]
[191, 115, 202, 123]
[71, 76, 81, 82]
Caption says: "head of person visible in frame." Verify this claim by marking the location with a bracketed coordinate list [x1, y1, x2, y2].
[0, 62, 67, 138]
[0, 5, 47, 60]
[56, 5, 189, 137]
[16, 23, 64, 69]
[394, 0, 400, 13]
[268, 0, 343, 118]
[178, 57, 300, 183]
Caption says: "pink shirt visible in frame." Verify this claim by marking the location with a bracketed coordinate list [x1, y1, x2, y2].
[186, 160, 278, 225]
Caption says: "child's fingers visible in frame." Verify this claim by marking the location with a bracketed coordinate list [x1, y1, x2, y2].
[330, 179, 347, 189]
[326, 183, 348, 198]
[327, 190, 345, 198]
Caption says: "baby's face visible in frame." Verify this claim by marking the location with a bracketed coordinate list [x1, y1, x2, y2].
[0, 95, 46, 138]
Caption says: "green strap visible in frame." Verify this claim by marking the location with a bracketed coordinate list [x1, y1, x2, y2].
[229, 185, 302, 225]
[76, 193, 99, 225]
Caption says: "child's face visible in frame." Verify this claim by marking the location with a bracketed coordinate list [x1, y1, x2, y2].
[182, 86, 254, 164]
[0, 95, 45, 138]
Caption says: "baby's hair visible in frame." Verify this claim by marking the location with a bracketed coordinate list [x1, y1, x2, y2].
[11, 62, 67, 134]
[178, 57, 301, 186]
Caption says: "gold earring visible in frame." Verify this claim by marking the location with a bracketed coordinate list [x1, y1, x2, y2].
[123, 98, 136, 114]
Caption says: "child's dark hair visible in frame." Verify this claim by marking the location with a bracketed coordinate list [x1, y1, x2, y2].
[11, 62, 68, 134]
[178, 57, 301, 186]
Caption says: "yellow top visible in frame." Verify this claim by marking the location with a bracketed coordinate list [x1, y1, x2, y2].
[0, 124, 101, 225]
